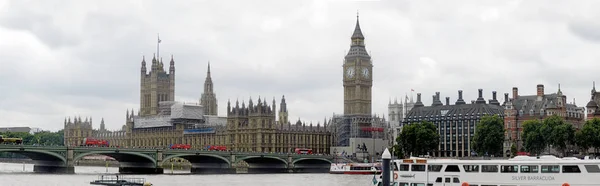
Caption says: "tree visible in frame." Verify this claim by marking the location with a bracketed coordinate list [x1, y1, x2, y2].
[521, 115, 577, 156]
[510, 144, 517, 157]
[397, 121, 440, 157]
[471, 115, 504, 157]
[576, 118, 600, 154]
[521, 120, 545, 155]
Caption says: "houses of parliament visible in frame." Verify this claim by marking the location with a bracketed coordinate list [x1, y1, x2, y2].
[63, 52, 332, 154]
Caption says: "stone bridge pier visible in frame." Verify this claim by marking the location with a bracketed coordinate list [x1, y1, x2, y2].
[161, 152, 235, 174]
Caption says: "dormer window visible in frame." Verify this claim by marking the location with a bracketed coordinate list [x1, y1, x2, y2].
[540, 109, 544, 116]
[519, 110, 524, 115]
[529, 109, 534, 116]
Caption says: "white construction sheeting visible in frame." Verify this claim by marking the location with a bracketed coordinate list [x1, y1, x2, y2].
[133, 116, 172, 128]
[170, 102, 204, 120]
[203, 115, 227, 126]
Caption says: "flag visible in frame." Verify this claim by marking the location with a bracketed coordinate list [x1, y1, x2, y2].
[158, 38, 162, 43]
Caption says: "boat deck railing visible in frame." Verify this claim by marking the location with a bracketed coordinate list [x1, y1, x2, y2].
[91, 174, 146, 184]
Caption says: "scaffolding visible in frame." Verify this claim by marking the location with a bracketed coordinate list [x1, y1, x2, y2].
[331, 114, 387, 147]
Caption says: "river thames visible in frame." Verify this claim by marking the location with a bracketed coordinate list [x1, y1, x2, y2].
[0, 163, 373, 186]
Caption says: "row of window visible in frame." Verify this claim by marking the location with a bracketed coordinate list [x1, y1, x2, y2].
[398, 164, 600, 173]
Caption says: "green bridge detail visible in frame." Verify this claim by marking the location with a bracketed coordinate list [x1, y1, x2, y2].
[0, 145, 337, 174]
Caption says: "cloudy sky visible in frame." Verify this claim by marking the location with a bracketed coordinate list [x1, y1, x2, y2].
[1, 0, 600, 131]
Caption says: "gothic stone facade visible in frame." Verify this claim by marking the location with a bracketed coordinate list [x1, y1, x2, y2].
[403, 89, 505, 157]
[200, 63, 218, 116]
[504, 84, 585, 153]
[139, 55, 175, 116]
[343, 16, 373, 116]
[226, 97, 332, 154]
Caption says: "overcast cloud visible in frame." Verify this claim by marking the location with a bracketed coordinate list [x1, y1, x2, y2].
[1, 0, 600, 131]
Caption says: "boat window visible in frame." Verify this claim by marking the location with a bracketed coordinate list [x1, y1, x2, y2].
[562, 165, 581, 173]
[411, 165, 426, 171]
[399, 183, 408, 186]
[428, 165, 442, 172]
[501, 165, 518, 173]
[445, 178, 451, 183]
[399, 164, 409, 171]
[435, 177, 442, 183]
[481, 165, 499, 172]
[410, 183, 425, 186]
[541, 165, 560, 173]
[584, 165, 600, 173]
[463, 165, 479, 172]
[444, 165, 460, 172]
[453, 177, 460, 183]
[520, 165, 539, 173]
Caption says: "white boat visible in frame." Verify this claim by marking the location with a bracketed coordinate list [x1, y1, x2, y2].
[374, 155, 600, 186]
[330, 162, 382, 174]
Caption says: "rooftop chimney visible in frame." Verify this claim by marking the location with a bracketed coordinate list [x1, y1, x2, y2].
[432, 92, 443, 106]
[446, 97, 450, 105]
[489, 91, 500, 106]
[414, 93, 424, 107]
[537, 84, 544, 101]
[512, 87, 519, 100]
[504, 93, 509, 105]
[455, 90, 466, 105]
[475, 89, 486, 104]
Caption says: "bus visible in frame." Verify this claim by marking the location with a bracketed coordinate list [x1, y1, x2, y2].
[295, 148, 313, 154]
[0, 135, 23, 144]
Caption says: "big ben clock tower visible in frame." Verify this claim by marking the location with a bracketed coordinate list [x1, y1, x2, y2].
[343, 15, 373, 115]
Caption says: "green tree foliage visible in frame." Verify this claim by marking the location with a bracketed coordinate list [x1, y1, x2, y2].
[0, 130, 64, 158]
[522, 120, 545, 155]
[0, 130, 64, 146]
[521, 115, 577, 156]
[471, 115, 504, 156]
[396, 121, 440, 157]
[576, 118, 600, 154]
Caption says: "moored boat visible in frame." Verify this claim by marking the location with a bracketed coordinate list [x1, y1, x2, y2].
[374, 155, 600, 186]
[330, 162, 382, 174]
[90, 174, 152, 186]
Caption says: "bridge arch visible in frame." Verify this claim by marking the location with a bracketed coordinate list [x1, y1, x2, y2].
[292, 158, 332, 165]
[236, 155, 289, 167]
[0, 149, 67, 164]
[73, 151, 157, 165]
[291, 158, 332, 173]
[161, 154, 231, 165]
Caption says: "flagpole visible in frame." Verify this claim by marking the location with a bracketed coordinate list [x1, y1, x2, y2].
[157, 33, 161, 59]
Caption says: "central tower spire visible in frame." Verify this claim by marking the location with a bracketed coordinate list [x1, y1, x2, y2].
[200, 61, 218, 116]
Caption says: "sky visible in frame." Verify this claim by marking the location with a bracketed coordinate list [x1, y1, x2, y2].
[1, 0, 600, 132]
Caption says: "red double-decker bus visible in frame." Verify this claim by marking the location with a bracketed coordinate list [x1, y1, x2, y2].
[82, 138, 109, 147]
[295, 148, 313, 154]
[170, 144, 191, 150]
[206, 145, 227, 151]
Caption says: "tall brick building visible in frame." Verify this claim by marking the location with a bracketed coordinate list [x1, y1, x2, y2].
[503, 84, 585, 154]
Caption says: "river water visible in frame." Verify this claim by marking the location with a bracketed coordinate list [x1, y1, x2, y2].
[0, 163, 372, 186]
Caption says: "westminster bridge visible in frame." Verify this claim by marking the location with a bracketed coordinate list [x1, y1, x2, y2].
[0, 145, 343, 174]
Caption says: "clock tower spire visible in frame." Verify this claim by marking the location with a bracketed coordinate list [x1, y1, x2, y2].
[343, 14, 372, 115]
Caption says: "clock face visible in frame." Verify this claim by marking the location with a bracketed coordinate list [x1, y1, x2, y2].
[346, 67, 355, 78]
[362, 68, 369, 77]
